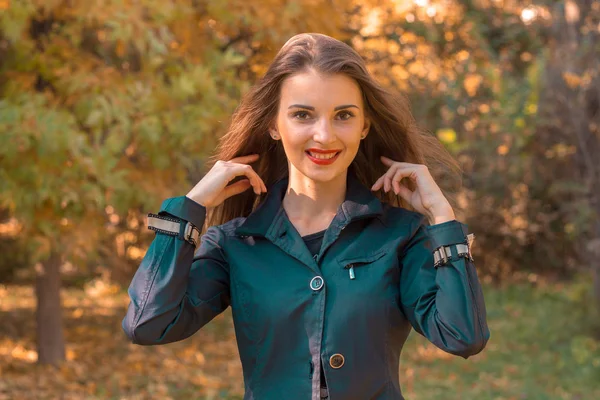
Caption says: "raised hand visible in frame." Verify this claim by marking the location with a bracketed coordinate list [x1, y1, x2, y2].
[371, 156, 455, 224]
[186, 154, 267, 208]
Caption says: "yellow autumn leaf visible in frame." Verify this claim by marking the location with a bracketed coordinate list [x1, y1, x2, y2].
[562, 72, 582, 89]
[526, 103, 538, 114]
[497, 144, 509, 155]
[115, 40, 126, 57]
[464, 74, 482, 97]
[515, 118, 525, 128]
[437, 128, 457, 144]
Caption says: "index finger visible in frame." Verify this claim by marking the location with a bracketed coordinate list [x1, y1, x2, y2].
[229, 154, 260, 164]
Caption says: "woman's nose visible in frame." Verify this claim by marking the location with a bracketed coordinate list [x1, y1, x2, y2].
[313, 118, 337, 144]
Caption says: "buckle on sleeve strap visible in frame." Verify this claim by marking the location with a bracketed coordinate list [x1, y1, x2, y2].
[183, 221, 201, 247]
[433, 233, 475, 268]
[147, 214, 200, 247]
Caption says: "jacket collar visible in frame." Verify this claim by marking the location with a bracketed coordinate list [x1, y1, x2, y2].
[234, 169, 383, 238]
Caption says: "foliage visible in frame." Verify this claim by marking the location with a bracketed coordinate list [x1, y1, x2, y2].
[1, 0, 597, 280]
[345, 0, 598, 280]
[0, 0, 348, 365]
[0, 0, 343, 267]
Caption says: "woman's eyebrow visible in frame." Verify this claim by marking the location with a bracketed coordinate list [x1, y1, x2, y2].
[287, 104, 359, 111]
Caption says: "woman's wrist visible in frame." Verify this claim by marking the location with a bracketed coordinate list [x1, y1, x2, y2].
[427, 205, 456, 226]
[429, 215, 456, 225]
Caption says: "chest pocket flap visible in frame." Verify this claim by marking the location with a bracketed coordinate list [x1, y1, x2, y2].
[336, 248, 387, 269]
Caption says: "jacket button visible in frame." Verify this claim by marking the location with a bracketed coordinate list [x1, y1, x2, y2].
[329, 353, 345, 369]
[310, 276, 324, 291]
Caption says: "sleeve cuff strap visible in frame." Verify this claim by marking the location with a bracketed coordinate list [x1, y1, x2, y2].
[426, 219, 469, 250]
[158, 196, 207, 229]
[147, 214, 201, 247]
[433, 242, 474, 267]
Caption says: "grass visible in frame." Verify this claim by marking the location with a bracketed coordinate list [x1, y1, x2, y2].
[0, 276, 599, 400]
[400, 277, 600, 399]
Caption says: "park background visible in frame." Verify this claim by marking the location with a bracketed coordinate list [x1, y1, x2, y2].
[1, 0, 600, 399]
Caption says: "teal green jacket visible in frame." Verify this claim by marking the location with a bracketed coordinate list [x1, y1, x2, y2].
[122, 171, 490, 400]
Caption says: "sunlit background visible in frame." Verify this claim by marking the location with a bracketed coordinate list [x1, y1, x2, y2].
[1, 0, 599, 399]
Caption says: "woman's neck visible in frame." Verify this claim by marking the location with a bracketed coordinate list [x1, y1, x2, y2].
[282, 170, 347, 231]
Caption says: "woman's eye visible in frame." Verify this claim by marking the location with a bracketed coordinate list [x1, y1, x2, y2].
[292, 111, 310, 120]
[291, 110, 354, 120]
[337, 111, 354, 120]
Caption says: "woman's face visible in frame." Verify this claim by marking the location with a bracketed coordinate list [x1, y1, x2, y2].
[271, 70, 370, 183]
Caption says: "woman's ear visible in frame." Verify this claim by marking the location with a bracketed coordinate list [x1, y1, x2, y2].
[268, 121, 280, 140]
[361, 118, 371, 139]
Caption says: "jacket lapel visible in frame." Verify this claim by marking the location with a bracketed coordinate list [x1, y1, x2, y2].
[234, 170, 384, 270]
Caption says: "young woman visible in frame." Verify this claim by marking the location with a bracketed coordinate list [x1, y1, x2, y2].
[122, 33, 489, 400]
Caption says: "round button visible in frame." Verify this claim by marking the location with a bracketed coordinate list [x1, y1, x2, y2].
[310, 276, 324, 291]
[329, 353, 345, 369]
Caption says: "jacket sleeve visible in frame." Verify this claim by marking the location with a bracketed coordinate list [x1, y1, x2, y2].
[121, 196, 231, 345]
[398, 216, 490, 358]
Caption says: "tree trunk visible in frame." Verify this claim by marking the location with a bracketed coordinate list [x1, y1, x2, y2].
[35, 250, 65, 365]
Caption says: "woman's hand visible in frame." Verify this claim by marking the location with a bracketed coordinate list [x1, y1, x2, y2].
[371, 156, 456, 225]
[186, 154, 267, 208]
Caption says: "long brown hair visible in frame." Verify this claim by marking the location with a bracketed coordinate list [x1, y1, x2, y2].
[203, 33, 462, 231]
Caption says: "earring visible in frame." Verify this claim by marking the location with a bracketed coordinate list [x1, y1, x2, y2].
[361, 134, 366, 139]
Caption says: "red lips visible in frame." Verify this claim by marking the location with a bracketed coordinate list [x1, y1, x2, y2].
[305, 149, 342, 165]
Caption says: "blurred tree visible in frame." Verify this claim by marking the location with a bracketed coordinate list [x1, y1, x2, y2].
[343, 0, 597, 286]
[0, 0, 343, 364]
[343, 0, 548, 279]
[535, 0, 600, 318]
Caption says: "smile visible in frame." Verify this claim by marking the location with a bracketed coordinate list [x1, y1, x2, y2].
[305, 150, 341, 165]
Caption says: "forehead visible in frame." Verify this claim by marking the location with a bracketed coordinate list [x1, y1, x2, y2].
[279, 70, 363, 108]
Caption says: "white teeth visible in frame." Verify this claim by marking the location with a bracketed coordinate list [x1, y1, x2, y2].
[308, 151, 338, 159]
